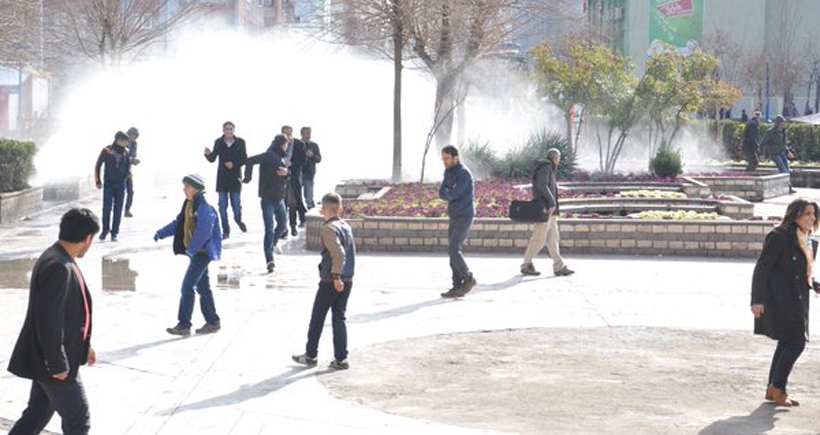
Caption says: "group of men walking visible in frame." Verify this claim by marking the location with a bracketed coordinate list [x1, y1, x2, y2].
[742, 111, 797, 194]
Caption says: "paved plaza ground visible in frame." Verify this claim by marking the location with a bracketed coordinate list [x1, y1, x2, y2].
[1, 186, 820, 434]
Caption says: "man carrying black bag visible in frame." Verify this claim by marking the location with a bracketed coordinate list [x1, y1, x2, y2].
[520, 148, 574, 277]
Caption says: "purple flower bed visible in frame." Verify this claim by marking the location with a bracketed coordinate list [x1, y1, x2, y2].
[565, 171, 680, 183]
[689, 172, 766, 178]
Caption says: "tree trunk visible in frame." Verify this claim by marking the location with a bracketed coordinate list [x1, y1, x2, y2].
[456, 100, 466, 146]
[391, 16, 403, 182]
[564, 108, 574, 152]
[433, 73, 457, 147]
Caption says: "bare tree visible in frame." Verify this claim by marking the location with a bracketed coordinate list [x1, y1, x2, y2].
[702, 29, 744, 88]
[0, 0, 43, 67]
[766, 1, 803, 115]
[50, 0, 200, 66]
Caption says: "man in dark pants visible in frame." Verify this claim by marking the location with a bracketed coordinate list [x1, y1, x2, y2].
[282, 125, 307, 236]
[94, 131, 131, 242]
[300, 126, 322, 210]
[439, 145, 477, 298]
[7, 208, 100, 435]
[204, 121, 248, 239]
[761, 115, 796, 194]
[742, 111, 761, 171]
[244, 135, 289, 273]
[124, 127, 140, 218]
[292, 192, 356, 370]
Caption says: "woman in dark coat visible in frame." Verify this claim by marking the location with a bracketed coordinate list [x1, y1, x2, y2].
[751, 198, 820, 406]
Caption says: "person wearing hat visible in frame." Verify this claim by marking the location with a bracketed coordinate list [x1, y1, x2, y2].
[153, 174, 223, 336]
[742, 111, 762, 171]
[124, 127, 140, 218]
[94, 131, 132, 241]
[761, 115, 796, 194]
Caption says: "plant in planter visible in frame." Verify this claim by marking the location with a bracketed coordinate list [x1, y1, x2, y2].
[0, 139, 36, 192]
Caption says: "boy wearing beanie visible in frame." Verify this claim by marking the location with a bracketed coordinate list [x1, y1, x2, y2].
[153, 174, 223, 336]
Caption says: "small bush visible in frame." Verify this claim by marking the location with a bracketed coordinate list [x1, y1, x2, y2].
[650, 146, 683, 178]
[461, 131, 576, 181]
[0, 139, 36, 192]
[461, 139, 502, 179]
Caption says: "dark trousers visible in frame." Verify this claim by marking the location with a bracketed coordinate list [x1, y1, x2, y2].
[288, 205, 305, 229]
[177, 253, 220, 328]
[768, 339, 805, 391]
[743, 149, 758, 171]
[305, 281, 352, 362]
[125, 176, 134, 212]
[101, 181, 125, 236]
[261, 199, 287, 264]
[9, 374, 90, 435]
[448, 216, 473, 287]
[772, 153, 793, 190]
[218, 191, 243, 235]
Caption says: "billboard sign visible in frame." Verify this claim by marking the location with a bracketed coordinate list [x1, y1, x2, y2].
[649, 0, 703, 54]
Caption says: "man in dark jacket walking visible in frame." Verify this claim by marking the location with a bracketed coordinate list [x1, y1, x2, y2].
[286, 126, 308, 236]
[94, 131, 132, 242]
[244, 135, 289, 273]
[204, 121, 248, 239]
[520, 148, 574, 277]
[154, 174, 222, 336]
[7, 208, 100, 435]
[300, 126, 322, 210]
[742, 111, 761, 171]
[761, 115, 796, 194]
[439, 145, 477, 298]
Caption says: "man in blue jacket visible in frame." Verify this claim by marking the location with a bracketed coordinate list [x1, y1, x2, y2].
[7, 208, 100, 435]
[154, 174, 222, 336]
[94, 131, 132, 241]
[439, 145, 477, 298]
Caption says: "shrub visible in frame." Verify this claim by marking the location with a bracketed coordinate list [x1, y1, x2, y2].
[650, 146, 683, 178]
[461, 139, 502, 179]
[0, 139, 36, 192]
[462, 130, 577, 180]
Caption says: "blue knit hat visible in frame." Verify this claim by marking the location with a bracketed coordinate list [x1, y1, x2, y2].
[182, 174, 205, 192]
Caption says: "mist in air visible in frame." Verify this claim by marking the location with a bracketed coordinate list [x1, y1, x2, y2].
[34, 24, 561, 193]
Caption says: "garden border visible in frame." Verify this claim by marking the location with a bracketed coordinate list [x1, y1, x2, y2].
[0, 186, 43, 224]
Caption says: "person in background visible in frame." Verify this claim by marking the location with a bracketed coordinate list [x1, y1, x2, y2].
[154, 174, 222, 336]
[204, 121, 248, 239]
[7, 208, 100, 435]
[761, 115, 796, 194]
[751, 198, 820, 407]
[300, 127, 322, 211]
[742, 111, 762, 171]
[124, 127, 140, 218]
[94, 131, 131, 242]
[740, 109, 749, 123]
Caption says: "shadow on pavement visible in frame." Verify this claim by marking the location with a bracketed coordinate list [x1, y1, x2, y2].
[101, 337, 187, 362]
[698, 403, 784, 435]
[348, 298, 449, 324]
[160, 366, 331, 414]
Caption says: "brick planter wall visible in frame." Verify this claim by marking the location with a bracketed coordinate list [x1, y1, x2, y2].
[306, 215, 775, 258]
[0, 187, 43, 224]
[688, 173, 789, 201]
[43, 175, 97, 201]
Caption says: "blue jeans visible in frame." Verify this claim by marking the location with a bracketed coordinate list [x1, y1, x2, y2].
[101, 181, 125, 236]
[768, 340, 805, 391]
[303, 178, 315, 209]
[448, 216, 474, 287]
[125, 176, 134, 212]
[772, 153, 793, 190]
[9, 374, 90, 435]
[305, 281, 352, 361]
[261, 199, 287, 264]
[177, 253, 220, 328]
[218, 191, 243, 234]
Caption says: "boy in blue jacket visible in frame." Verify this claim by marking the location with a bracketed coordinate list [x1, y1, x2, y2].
[154, 174, 222, 336]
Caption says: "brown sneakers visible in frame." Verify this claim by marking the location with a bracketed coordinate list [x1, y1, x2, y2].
[766, 385, 799, 407]
[520, 263, 541, 276]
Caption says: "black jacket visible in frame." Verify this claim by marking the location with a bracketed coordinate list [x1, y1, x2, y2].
[532, 160, 559, 213]
[244, 143, 288, 202]
[302, 140, 322, 181]
[205, 136, 247, 192]
[751, 224, 811, 342]
[742, 118, 760, 153]
[761, 128, 789, 158]
[8, 243, 92, 382]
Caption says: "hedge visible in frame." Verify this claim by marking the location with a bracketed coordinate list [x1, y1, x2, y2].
[711, 121, 820, 161]
[0, 139, 36, 193]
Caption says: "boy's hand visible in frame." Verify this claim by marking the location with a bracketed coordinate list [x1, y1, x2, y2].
[333, 277, 344, 292]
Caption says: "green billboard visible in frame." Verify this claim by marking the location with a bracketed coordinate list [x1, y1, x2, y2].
[649, 0, 703, 51]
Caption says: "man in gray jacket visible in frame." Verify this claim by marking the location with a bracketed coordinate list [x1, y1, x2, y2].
[761, 115, 796, 194]
[521, 148, 574, 277]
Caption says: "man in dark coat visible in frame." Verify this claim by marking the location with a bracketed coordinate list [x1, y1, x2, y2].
[742, 111, 761, 171]
[204, 121, 248, 239]
[7, 208, 100, 435]
[244, 134, 289, 273]
[94, 131, 132, 241]
[751, 199, 818, 407]
[299, 126, 322, 210]
[760, 115, 795, 193]
[439, 145, 477, 298]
